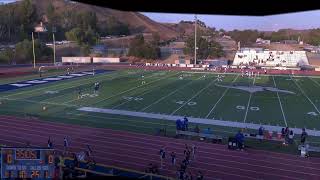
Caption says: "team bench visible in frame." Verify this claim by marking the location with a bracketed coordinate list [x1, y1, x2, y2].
[176, 130, 223, 143]
[243, 133, 284, 142]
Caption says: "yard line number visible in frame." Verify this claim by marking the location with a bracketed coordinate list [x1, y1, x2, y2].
[175, 100, 197, 106]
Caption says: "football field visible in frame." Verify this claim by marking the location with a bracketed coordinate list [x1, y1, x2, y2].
[1, 69, 320, 136]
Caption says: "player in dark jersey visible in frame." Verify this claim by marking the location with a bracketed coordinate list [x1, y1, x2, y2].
[94, 82, 100, 94]
[78, 87, 82, 99]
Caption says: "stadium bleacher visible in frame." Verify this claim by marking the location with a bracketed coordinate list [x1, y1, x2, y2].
[233, 48, 309, 67]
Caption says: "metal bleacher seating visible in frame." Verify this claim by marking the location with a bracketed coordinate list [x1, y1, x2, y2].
[176, 130, 223, 143]
[233, 49, 309, 67]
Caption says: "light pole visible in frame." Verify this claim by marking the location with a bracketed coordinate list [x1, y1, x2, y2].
[194, 14, 197, 65]
[32, 32, 36, 68]
[52, 26, 56, 65]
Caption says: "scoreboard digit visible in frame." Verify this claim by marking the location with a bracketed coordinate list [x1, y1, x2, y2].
[31, 170, 40, 178]
[1, 147, 55, 179]
[19, 170, 27, 178]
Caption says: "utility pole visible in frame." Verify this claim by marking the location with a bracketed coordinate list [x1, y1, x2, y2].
[32, 32, 36, 68]
[52, 26, 56, 65]
[194, 14, 197, 65]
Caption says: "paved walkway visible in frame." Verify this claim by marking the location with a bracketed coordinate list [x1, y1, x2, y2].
[78, 107, 320, 136]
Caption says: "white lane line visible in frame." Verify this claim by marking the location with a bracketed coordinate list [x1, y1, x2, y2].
[68, 72, 179, 106]
[205, 75, 239, 119]
[140, 76, 203, 111]
[243, 76, 256, 123]
[0, 97, 77, 107]
[291, 76, 320, 114]
[111, 73, 181, 109]
[272, 76, 287, 127]
[170, 78, 218, 115]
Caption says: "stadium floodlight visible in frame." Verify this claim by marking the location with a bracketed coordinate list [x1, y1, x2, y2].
[32, 32, 36, 68]
[52, 26, 56, 65]
[194, 14, 197, 65]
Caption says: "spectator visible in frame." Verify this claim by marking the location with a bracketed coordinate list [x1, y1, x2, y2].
[63, 137, 69, 155]
[301, 128, 308, 145]
[235, 129, 245, 151]
[151, 164, 159, 174]
[284, 127, 290, 145]
[145, 163, 153, 173]
[186, 152, 191, 165]
[196, 171, 204, 180]
[184, 116, 189, 131]
[191, 144, 196, 160]
[202, 127, 212, 134]
[194, 125, 200, 133]
[86, 145, 93, 157]
[177, 170, 184, 180]
[72, 153, 79, 168]
[285, 127, 289, 135]
[258, 126, 264, 142]
[176, 119, 182, 131]
[170, 152, 176, 166]
[48, 137, 53, 148]
[288, 130, 294, 144]
[187, 171, 193, 180]
[281, 128, 285, 138]
[159, 147, 166, 169]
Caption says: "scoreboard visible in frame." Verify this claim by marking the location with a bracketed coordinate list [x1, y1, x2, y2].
[1, 147, 55, 179]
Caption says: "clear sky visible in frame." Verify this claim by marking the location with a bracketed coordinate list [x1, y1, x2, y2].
[142, 10, 320, 31]
[0, 0, 17, 3]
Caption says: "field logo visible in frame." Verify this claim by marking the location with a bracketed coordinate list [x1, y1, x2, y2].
[307, 112, 318, 116]
[175, 100, 197, 106]
[80, 93, 98, 98]
[236, 105, 245, 110]
[123, 96, 143, 101]
[216, 84, 295, 94]
[45, 91, 59, 94]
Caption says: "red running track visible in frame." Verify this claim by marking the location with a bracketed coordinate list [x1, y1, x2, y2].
[0, 115, 320, 180]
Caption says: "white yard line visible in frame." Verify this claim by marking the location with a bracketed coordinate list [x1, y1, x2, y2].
[170, 78, 218, 115]
[205, 75, 239, 119]
[291, 76, 320, 114]
[140, 76, 203, 111]
[111, 73, 181, 109]
[243, 76, 256, 123]
[0, 97, 77, 108]
[309, 77, 320, 87]
[272, 76, 287, 127]
[40, 72, 132, 103]
[65, 72, 180, 106]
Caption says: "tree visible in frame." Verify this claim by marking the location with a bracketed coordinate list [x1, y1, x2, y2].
[65, 27, 98, 46]
[128, 34, 145, 58]
[0, 48, 14, 64]
[184, 36, 225, 60]
[228, 29, 260, 46]
[18, 0, 37, 32]
[14, 39, 53, 64]
[128, 34, 160, 59]
[80, 44, 91, 56]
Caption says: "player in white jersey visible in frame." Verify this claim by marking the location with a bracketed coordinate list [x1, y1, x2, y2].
[141, 75, 145, 84]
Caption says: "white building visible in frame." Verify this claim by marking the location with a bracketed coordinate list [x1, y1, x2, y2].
[256, 38, 270, 45]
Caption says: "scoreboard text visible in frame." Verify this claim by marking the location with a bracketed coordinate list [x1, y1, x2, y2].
[1, 147, 55, 179]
